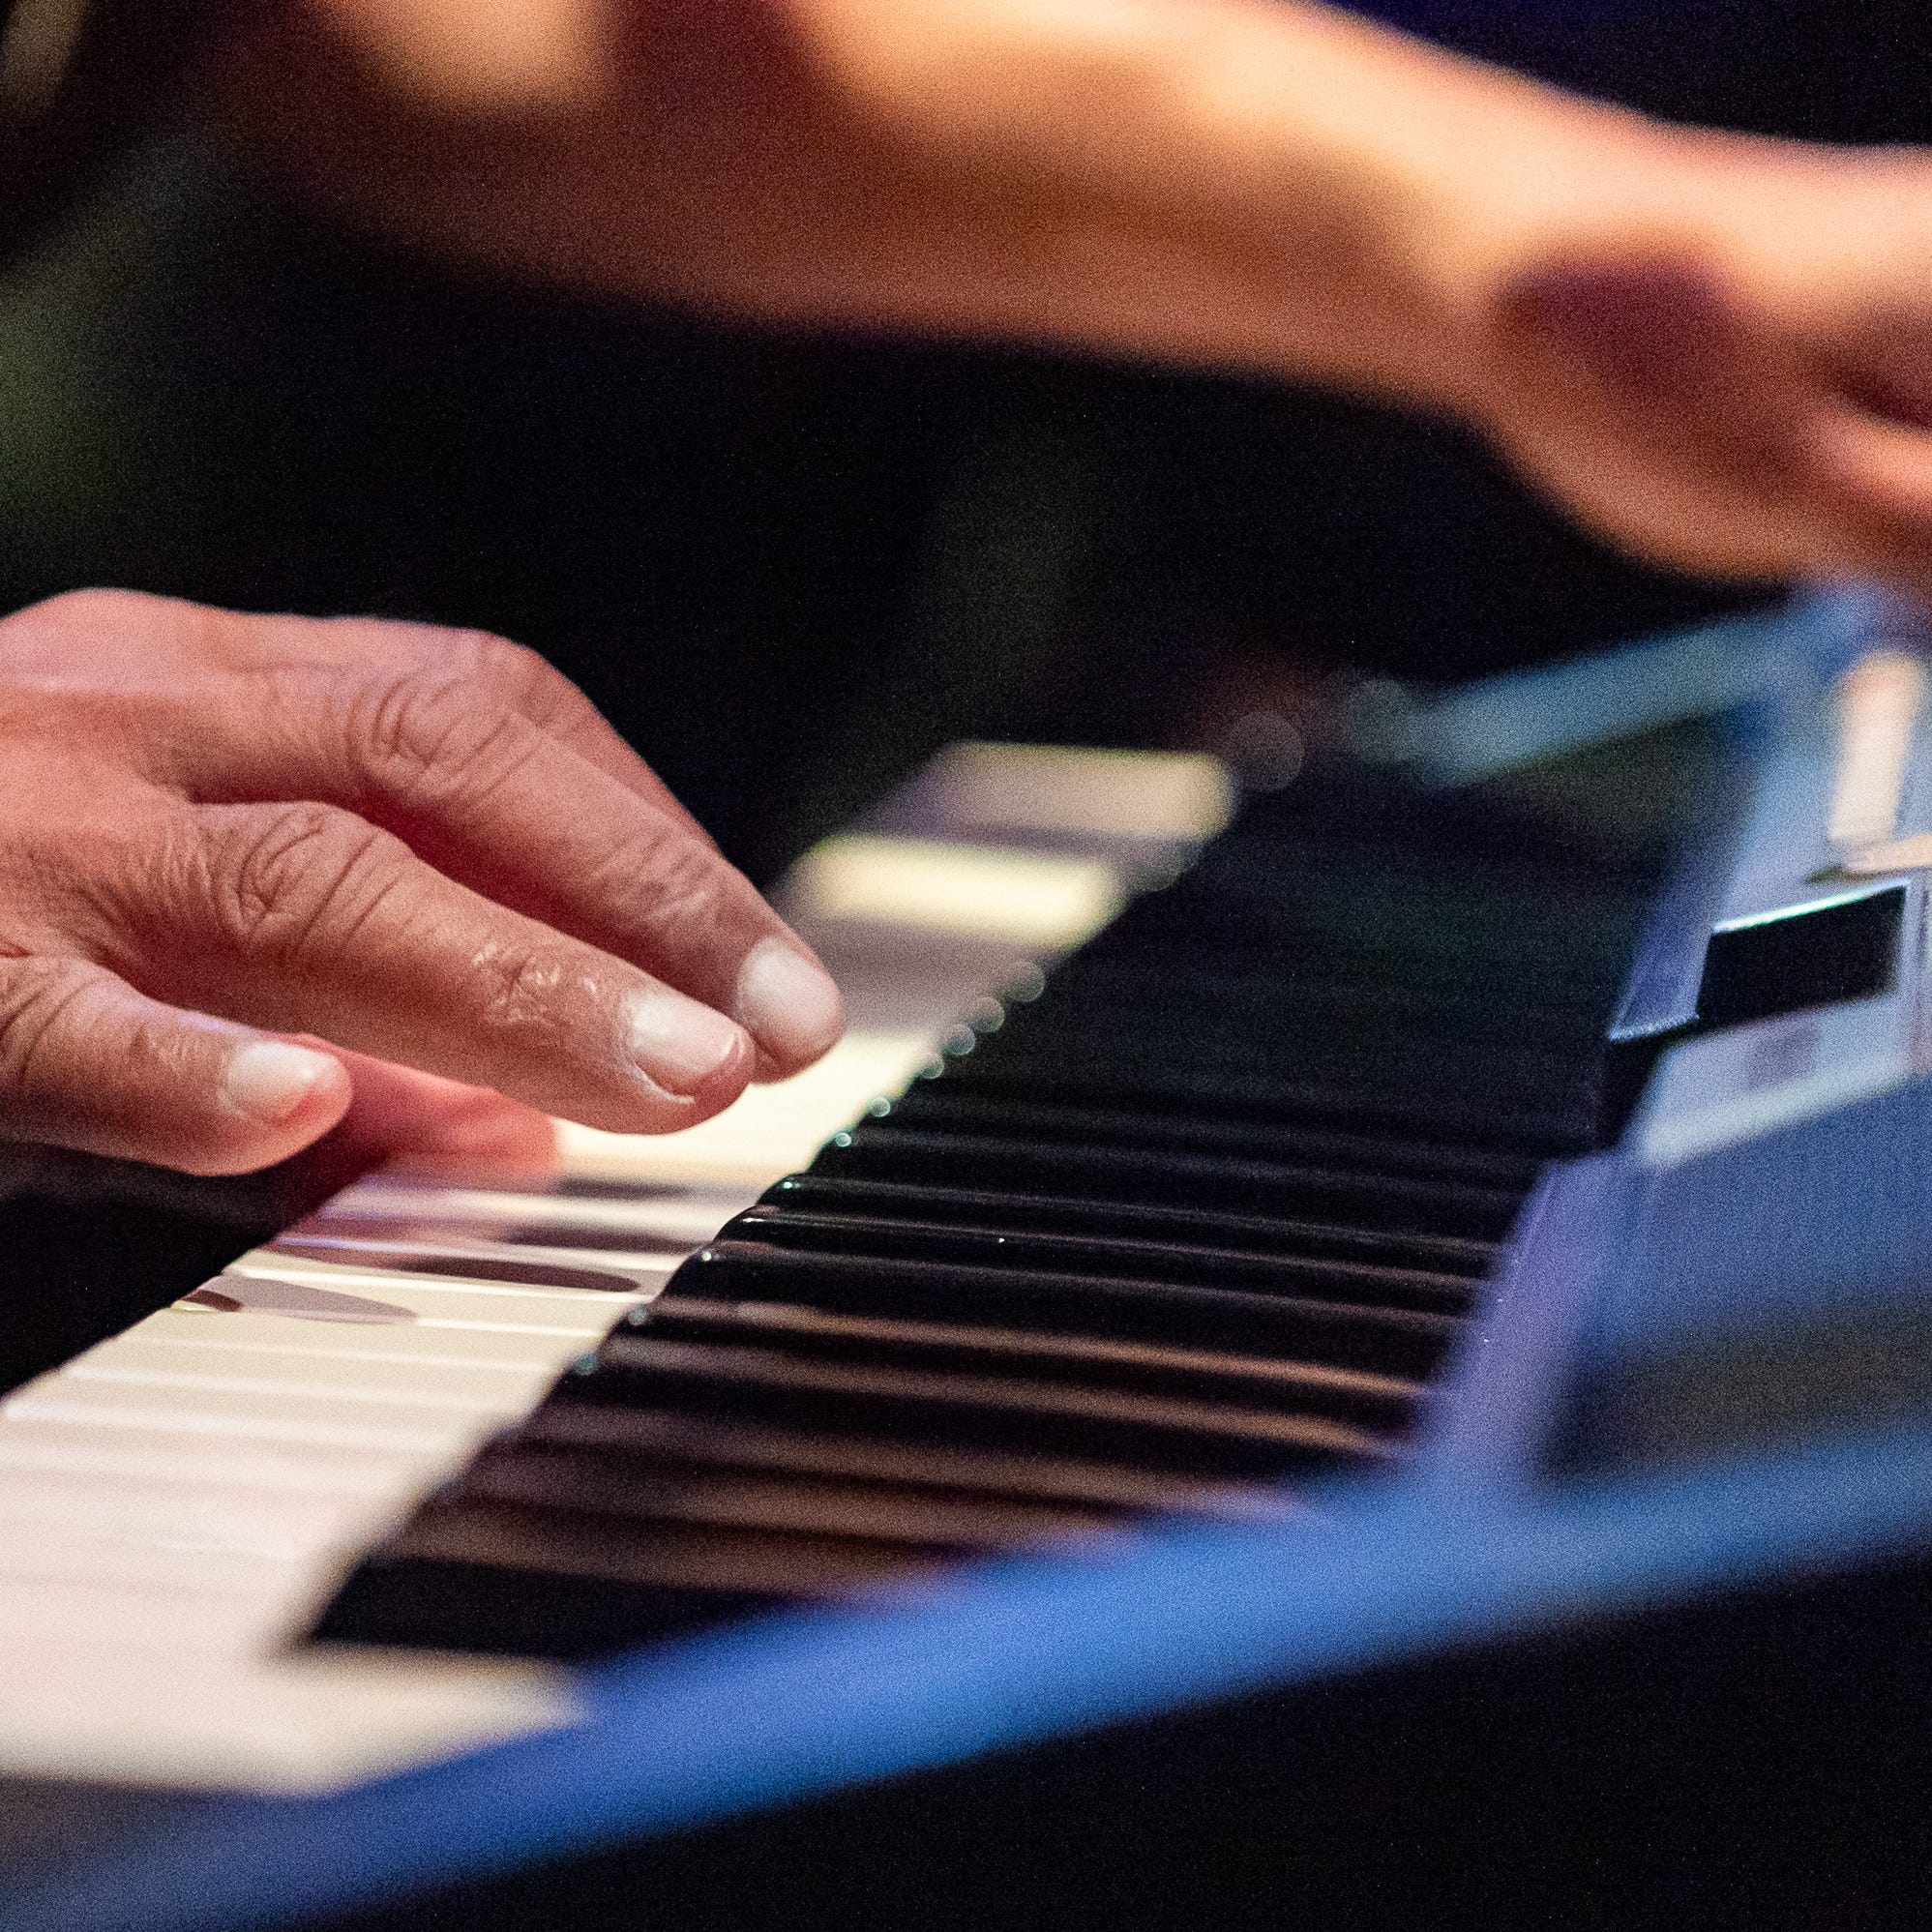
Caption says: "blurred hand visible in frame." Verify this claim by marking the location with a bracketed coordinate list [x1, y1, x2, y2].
[221, 0, 1932, 605]
[1468, 131, 1932, 596]
[0, 590, 844, 1174]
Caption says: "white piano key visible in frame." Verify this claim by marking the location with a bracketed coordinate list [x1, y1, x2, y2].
[58, 1343, 561, 1411]
[0, 1579, 296, 1655]
[221, 1253, 649, 1320]
[785, 836, 1125, 946]
[0, 1650, 575, 1792]
[221, 1245, 656, 1299]
[0, 1414, 444, 1501]
[139, 1306, 612, 1369]
[0, 1524, 301, 1597]
[318, 1175, 760, 1238]
[0, 1470, 379, 1560]
[555, 1027, 934, 1184]
[4, 1376, 508, 1451]
[899, 742, 1234, 844]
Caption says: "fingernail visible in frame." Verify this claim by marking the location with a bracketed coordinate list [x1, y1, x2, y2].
[623, 985, 749, 1094]
[736, 938, 845, 1066]
[222, 1040, 340, 1123]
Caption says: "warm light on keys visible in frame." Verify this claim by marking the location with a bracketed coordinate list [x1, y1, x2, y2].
[920, 743, 1234, 843]
[1828, 649, 1926, 850]
[787, 836, 1126, 947]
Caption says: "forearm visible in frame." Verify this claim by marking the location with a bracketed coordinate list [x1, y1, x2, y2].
[212, 0, 1663, 413]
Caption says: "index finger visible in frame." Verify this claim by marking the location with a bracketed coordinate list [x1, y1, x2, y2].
[165, 669, 847, 1076]
[208, 609, 723, 846]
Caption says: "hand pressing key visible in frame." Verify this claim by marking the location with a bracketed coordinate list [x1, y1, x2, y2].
[0, 589, 846, 1174]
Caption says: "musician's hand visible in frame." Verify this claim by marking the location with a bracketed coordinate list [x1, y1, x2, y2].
[0, 590, 845, 1174]
[307, 1049, 563, 1176]
[1463, 130, 1932, 596]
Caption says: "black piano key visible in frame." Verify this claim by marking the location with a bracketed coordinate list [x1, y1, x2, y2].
[562, 1332, 1403, 1474]
[760, 1174, 1500, 1279]
[544, 1176, 719, 1203]
[720, 1204, 1478, 1317]
[513, 1402, 1306, 1520]
[1073, 908, 1645, 996]
[809, 1127, 1525, 1240]
[670, 1242, 1456, 1377]
[265, 1237, 656, 1293]
[318, 1496, 941, 1650]
[1085, 873, 1643, 978]
[312, 1555, 768, 1659]
[458, 1439, 1131, 1548]
[948, 1018, 1601, 1108]
[971, 974, 1611, 1067]
[871, 1087, 1546, 1191]
[932, 1069, 1594, 1161]
[1039, 948, 1624, 1014]
[919, 1043, 1599, 1159]
[403, 1494, 957, 1593]
[1076, 917, 1636, 994]
[308, 1214, 701, 1256]
[634, 1294, 1422, 1428]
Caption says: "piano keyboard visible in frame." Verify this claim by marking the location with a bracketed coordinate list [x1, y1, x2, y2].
[16, 591, 1932, 1932]
[0, 742, 1237, 1790]
[316, 767, 1661, 1660]
[0, 711, 1659, 1780]
[0, 594, 1821, 1787]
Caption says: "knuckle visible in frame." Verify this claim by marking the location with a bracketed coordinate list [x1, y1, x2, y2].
[469, 938, 570, 1043]
[598, 822, 728, 937]
[203, 803, 409, 965]
[0, 589, 236, 681]
[0, 784, 201, 973]
[455, 628, 550, 694]
[457, 629, 584, 728]
[16, 586, 147, 629]
[0, 955, 102, 1102]
[40, 801, 201, 963]
[352, 669, 534, 803]
[0, 587, 140, 658]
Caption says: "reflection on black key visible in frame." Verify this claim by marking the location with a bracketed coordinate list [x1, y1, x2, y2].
[876, 1086, 1546, 1190]
[669, 1243, 1455, 1379]
[727, 1204, 1479, 1315]
[638, 1294, 1421, 1427]
[461, 1441, 1128, 1548]
[310, 1215, 700, 1257]
[760, 1175, 1501, 1279]
[268, 1237, 655, 1293]
[560, 1333, 1400, 1474]
[514, 1403, 1305, 1520]
[809, 1129, 1524, 1240]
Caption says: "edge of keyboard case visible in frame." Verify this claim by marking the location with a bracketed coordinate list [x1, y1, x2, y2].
[15, 586, 1932, 1932]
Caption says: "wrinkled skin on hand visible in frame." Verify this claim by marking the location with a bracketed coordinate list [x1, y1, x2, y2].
[0, 590, 845, 1176]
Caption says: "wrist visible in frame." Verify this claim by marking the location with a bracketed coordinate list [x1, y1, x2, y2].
[1383, 83, 1754, 431]
[1282, 45, 1675, 421]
